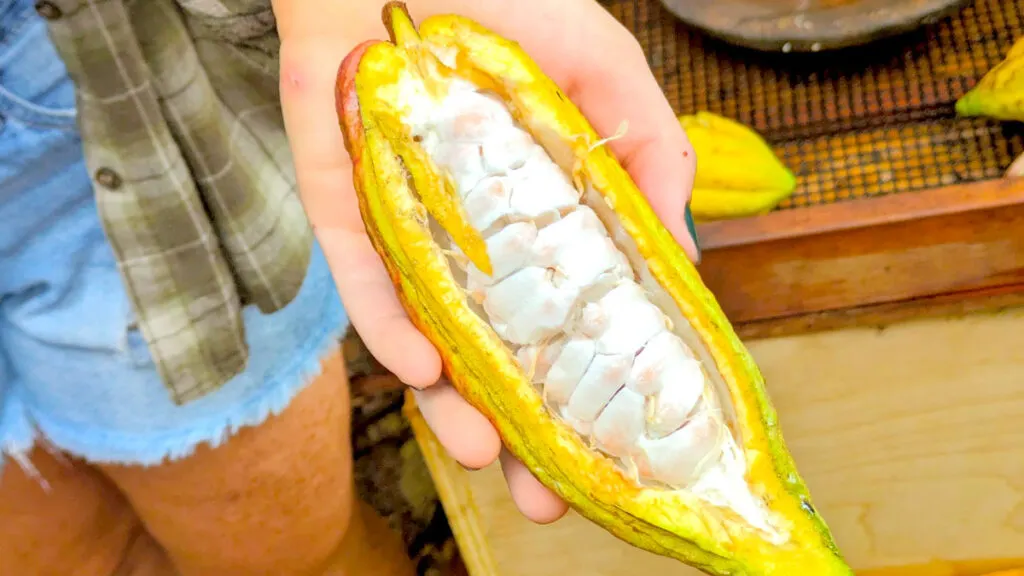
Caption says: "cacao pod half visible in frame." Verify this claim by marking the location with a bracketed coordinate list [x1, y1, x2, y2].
[679, 111, 797, 222]
[955, 36, 1024, 124]
[335, 4, 852, 575]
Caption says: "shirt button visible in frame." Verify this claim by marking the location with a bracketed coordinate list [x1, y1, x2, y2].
[34, 1, 63, 20]
[95, 167, 123, 190]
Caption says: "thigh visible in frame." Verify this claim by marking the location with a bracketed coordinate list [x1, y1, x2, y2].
[0, 6, 146, 573]
[0, 445, 140, 576]
[98, 350, 358, 576]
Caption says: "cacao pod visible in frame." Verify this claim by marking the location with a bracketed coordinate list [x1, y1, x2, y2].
[335, 3, 853, 575]
[954, 36, 1024, 180]
[680, 111, 797, 222]
[955, 36, 1024, 124]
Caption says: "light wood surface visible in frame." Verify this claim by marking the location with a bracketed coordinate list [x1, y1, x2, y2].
[407, 307, 1024, 576]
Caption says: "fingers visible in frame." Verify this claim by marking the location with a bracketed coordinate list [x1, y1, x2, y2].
[499, 450, 570, 525]
[317, 227, 443, 389]
[559, 35, 700, 262]
[278, 37, 442, 388]
[280, 32, 504, 510]
[277, 27, 507, 498]
[414, 382, 568, 525]
[412, 381, 502, 470]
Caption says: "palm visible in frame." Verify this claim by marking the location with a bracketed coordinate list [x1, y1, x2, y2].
[279, 0, 698, 525]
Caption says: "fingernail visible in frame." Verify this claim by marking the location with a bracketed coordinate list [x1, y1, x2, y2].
[684, 204, 702, 263]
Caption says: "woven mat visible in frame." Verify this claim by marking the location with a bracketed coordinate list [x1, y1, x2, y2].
[602, 0, 1024, 209]
[345, 3, 1023, 574]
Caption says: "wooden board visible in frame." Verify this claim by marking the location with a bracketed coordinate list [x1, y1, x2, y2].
[406, 307, 1024, 576]
[694, 177, 1024, 339]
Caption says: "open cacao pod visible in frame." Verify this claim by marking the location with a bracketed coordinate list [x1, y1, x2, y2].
[335, 3, 853, 574]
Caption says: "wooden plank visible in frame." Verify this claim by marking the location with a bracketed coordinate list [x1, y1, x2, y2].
[403, 394, 501, 576]
[694, 178, 1024, 335]
[732, 286, 1024, 340]
[410, 308, 1024, 576]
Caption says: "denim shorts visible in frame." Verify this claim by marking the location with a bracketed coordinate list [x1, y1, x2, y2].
[0, 0, 349, 469]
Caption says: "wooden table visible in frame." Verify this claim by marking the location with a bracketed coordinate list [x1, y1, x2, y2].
[407, 307, 1024, 576]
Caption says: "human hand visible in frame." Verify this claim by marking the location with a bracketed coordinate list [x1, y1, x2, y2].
[273, 0, 700, 525]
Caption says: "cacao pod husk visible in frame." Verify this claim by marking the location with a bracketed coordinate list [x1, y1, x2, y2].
[335, 4, 853, 575]
[680, 111, 797, 222]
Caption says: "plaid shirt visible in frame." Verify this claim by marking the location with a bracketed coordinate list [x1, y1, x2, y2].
[38, 0, 315, 404]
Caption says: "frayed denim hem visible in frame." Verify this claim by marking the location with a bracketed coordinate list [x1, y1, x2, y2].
[0, 393, 36, 476]
[22, 313, 348, 468]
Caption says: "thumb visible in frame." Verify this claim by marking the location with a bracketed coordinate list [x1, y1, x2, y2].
[520, 2, 701, 262]
[560, 42, 701, 263]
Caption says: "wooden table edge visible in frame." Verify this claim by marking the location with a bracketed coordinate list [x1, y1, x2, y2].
[404, 392, 501, 576]
[693, 177, 1024, 334]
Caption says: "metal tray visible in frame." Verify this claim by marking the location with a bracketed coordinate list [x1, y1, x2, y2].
[657, 0, 971, 52]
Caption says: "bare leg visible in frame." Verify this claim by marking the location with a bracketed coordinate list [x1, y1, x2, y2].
[97, 350, 416, 576]
[0, 445, 174, 576]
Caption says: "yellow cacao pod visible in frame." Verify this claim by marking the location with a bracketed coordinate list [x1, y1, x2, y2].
[335, 4, 852, 575]
[955, 36, 1024, 179]
[956, 36, 1024, 123]
[680, 111, 797, 221]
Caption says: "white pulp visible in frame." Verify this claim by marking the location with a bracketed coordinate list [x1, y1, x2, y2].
[398, 74, 779, 537]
